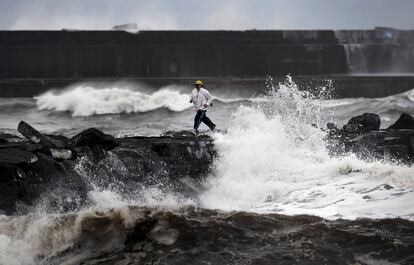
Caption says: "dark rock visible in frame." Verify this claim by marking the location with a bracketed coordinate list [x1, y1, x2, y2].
[342, 130, 414, 163]
[382, 136, 412, 147]
[326, 122, 338, 131]
[0, 164, 22, 213]
[345, 113, 380, 134]
[0, 148, 38, 165]
[388, 113, 414, 130]
[18, 121, 56, 147]
[161, 130, 197, 138]
[0, 142, 43, 153]
[344, 131, 387, 160]
[0, 133, 23, 143]
[0, 152, 72, 214]
[0, 133, 18, 139]
[325, 122, 343, 154]
[105, 135, 216, 194]
[0, 129, 216, 214]
[68, 128, 118, 151]
[383, 145, 411, 163]
[326, 113, 414, 164]
[342, 123, 364, 135]
[45, 134, 70, 142]
[0, 163, 26, 182]
[45, 134, 70, 148]
[0, 133, 15, 144]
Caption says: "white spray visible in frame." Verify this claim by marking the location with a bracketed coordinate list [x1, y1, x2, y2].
[35, 85, 193, 116]
[200, 76, 414, 220]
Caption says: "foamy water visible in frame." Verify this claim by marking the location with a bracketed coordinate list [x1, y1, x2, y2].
[35, 85, 193, 116]
[200, 76, 414, 220]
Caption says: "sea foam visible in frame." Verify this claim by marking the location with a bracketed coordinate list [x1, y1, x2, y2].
[200, 76, 414, 220]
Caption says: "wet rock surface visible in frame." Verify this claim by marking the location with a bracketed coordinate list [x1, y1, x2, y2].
[326, 112, 414, 164]
[388, 113, 414, 130]
[0, 123, 215, 214]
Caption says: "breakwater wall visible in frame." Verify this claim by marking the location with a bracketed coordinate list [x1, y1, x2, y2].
[1, 29, 413, 79]
[1, 29, 414, 97]
[0, 30, 345, 78]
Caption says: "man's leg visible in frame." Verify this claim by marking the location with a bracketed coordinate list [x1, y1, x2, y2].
[201, 112, 216, 130]
[194, 110, 205, 131]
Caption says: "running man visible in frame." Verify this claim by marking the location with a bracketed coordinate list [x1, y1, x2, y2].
[189, 80, 216, 133]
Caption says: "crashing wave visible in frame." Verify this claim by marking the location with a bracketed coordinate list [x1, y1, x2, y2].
[34, 85, 253, 117]
[0, 206, 413, 265]
[200, 76, 414, 219]
[35, 85, 193, 116]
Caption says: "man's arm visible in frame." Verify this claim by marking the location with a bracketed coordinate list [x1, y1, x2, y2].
[202, 89, 213, 107]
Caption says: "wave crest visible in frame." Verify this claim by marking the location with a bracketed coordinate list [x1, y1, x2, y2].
[35, 85, 193, 116]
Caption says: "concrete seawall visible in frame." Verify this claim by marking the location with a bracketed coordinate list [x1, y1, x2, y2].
[0, 29, 413, 97]
[0, 30, 348, 78]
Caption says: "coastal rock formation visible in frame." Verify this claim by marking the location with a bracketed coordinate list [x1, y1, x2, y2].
[0, 123, 215, 214]
[327, 113, 414, 163]
[343, 113, 380, 134]
[388, 113, 414, 130]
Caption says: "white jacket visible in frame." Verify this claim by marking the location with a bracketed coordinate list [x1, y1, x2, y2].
[190, 87, 213, 111]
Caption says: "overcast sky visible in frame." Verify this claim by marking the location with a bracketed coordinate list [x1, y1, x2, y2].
[0, 0, 413, 30]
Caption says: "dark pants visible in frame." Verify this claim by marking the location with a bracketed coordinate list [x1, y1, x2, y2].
[194, 110, 215, 131]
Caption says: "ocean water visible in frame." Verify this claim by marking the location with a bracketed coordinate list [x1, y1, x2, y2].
[0, 77, 413, 264]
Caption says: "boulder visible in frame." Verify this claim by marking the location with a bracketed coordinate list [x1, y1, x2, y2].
[344, 113, 380, 134]
[50, 148, 72, 160]
[383, 145, 411, 163]
[45, 134, 70, 148]
[18, 121, 55, 148]
[387, 113, 414, 130]
[0, 148, 38, 165]
[0, 164, 22, 213]
[67, 128, 118, 151]
[0, 133, 22, 144]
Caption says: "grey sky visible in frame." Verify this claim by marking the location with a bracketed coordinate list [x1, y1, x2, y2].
[0, 0, 413, 30]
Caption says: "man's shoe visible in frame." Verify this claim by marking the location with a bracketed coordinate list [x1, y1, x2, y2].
[210, 125, 216, 131]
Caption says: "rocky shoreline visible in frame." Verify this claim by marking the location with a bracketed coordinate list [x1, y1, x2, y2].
[326, 112, 414, 164]
[0, 113, 413, 215]
[0, 123, 215, 214]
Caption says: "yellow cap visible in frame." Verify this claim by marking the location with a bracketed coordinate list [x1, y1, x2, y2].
[194, 80, 203, 86]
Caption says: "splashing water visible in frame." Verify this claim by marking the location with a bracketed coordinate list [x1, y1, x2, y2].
[200, 76, 414, 219]
[73, 154, 195, 211]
